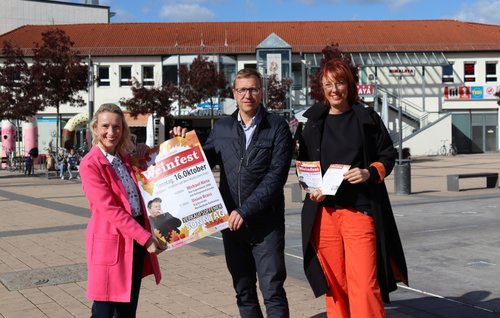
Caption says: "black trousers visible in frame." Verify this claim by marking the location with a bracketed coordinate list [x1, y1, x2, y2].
[91, 241, 146, 318]
[222, 225, 290, 318]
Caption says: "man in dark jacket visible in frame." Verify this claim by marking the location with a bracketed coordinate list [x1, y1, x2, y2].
[203, 68, 293, 317]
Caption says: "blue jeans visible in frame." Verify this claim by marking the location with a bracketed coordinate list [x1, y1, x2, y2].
[222, 224, 289, 318]
[58, 163, 65, 177]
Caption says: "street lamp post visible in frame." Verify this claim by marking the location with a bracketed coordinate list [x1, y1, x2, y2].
[394, 75, 411, 195]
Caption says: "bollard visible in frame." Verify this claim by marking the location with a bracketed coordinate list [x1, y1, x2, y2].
[394, 159, 411, 195]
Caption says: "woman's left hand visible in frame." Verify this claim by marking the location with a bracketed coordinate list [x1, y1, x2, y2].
[344, 168, 370, 184]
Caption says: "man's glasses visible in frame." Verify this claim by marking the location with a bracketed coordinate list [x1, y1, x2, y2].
[322, 81, 346, 91]
[234, 87, 261, 96]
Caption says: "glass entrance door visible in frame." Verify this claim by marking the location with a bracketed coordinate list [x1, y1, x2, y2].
[452, 112, 498, 153]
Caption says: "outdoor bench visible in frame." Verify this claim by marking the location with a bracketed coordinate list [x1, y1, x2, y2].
[446, 172, 499, 191]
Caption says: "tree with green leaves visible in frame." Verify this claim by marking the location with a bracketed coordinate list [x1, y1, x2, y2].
[309, 43, 358, 103]
[177, 55, 229, 113]
[0, 41, 43, 120]
[31, 28, 88, 148]
[266, 74, 292, 110]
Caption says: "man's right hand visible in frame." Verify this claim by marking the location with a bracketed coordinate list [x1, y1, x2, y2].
[169, 126, 187, 138]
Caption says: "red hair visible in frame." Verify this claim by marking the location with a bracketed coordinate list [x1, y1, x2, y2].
[319, 60, 359, 106]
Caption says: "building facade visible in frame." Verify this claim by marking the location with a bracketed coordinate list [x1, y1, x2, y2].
[0, 20, 499, 156]
[0, 0, 110, 36]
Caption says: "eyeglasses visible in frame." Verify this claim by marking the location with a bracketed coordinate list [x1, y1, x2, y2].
[234, 87, 261, 96]
[322, 81, 346, 90]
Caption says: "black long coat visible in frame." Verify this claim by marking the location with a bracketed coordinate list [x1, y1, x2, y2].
[298, 102, 408, 302]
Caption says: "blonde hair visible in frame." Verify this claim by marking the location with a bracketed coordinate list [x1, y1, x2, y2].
[233, 68, 263, 88]
[90, 103, 135, 154]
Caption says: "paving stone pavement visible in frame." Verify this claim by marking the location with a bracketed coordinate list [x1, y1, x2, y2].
[0, 153, 500, 317]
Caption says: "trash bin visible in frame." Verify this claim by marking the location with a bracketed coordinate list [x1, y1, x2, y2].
[394, 159, 411, 195]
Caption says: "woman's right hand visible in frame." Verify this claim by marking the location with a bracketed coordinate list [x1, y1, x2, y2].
[309, 188, 326, 203]
[145, 236, 166, 255]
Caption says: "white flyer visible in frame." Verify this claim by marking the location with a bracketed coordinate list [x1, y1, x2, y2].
[296, 161, 350, 195]
[321, 164, 351, 195]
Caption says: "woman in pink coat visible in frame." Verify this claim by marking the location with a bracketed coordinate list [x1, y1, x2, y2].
[80, 103, 164, 318]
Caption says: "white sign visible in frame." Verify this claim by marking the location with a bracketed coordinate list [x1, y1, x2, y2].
[389, 68, 415, 77]
[267, 53, 282, 81]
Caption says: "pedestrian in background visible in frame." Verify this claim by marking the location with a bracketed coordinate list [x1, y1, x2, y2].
[298, 59, 408, 317]
[79, 103, 164, 318]
[171, 68, 293, 318]
[56, 148, 67, 180]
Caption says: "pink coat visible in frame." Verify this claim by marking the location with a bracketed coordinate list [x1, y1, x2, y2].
[80, 146, 161, 302]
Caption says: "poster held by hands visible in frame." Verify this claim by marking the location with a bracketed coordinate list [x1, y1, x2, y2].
[132, 131, 228, 251]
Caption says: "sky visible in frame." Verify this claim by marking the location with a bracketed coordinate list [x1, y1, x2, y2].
[64, 0, 500, 25]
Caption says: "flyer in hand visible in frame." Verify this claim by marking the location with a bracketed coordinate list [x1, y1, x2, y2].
[132, 131, 229, 251]
[296, 161, 351, 196]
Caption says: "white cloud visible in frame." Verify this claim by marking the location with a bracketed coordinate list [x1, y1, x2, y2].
[452, 0, 500, 24]
[160, 3, 215, 21]
[290, 0, 416, 7]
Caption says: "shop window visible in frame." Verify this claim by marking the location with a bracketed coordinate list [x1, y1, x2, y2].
[464, 62, 475, 82]
[120, 65, 132, 86]
[142, 65, 154, 86]
[97, 66, 110, 87]
[442, 64, 454, 83]
[486, 62, 497, 82]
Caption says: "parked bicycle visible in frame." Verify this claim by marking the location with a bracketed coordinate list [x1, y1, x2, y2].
[7, 151, 23, 172]
[439, 139, 457, 156]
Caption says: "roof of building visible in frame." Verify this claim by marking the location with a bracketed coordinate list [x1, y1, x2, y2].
[1, 19, 499, 56]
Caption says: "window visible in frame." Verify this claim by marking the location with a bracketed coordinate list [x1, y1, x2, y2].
[142, 65, 154, 86]
[221, 64, 236, 88]
[163, 65, 178, 85]
[244, 63, 257, 70]
[442, 64, 454, 83]
[464, 62, 475, 82]
[291, 63, 302, 90]
[120, 66, 132, 86]
[97, 66, 110, 87]
[486, 62, 497, 82]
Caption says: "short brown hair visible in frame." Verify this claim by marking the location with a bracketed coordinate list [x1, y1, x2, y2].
[90, 103, 135, 154]
[319, 60, 359, 106]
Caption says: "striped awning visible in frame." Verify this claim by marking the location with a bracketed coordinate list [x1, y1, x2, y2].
[303, 51, 450, 67]
[351, 51, 450, 67]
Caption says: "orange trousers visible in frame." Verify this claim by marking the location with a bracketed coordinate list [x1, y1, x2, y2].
[313, 206, 385, 318]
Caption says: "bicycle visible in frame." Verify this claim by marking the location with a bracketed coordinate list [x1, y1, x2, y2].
[439, 140, 457, 156]
[7, 151, 22, 172]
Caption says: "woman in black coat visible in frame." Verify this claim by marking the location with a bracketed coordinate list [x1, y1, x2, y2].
[298, 59, 408, 317]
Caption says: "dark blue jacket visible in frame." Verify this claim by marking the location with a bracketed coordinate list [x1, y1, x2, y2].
[204, 106, 293, 231]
